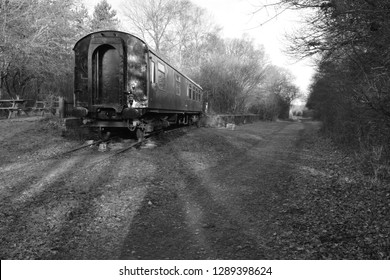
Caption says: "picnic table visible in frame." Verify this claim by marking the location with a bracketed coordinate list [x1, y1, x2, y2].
[0, 99, 30, 119]
[0, 98, 64, 119]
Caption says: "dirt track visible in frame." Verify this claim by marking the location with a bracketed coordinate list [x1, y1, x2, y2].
[1, 118, 388, 259]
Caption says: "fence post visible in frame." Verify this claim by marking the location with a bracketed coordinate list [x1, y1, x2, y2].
[59, 97, 65, 118]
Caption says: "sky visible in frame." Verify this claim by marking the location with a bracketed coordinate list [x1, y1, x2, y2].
[83, 0, 315, 97]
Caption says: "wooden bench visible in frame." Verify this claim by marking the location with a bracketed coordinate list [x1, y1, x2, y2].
[0, 107, 22, 119]
[0, 99, 31, 119]
[28, 100, 57, 116]
[0, 97, 65, 118]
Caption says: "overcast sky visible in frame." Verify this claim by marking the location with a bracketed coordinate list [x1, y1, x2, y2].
[83, 0, 315, 96]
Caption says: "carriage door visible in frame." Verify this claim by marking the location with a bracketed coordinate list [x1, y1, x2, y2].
[88, 37, 125, 106]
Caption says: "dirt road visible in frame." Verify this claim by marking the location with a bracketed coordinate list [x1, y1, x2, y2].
[1, 118, 388, 259]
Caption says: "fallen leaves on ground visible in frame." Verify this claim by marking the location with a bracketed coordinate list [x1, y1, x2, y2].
[265, 125, 390, 259]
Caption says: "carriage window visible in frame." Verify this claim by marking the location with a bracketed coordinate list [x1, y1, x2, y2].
[175, 74, 181, 96]
[188, 84, 192, 99]
[150, 60, 155, 84]
[157, 62, 166, 90]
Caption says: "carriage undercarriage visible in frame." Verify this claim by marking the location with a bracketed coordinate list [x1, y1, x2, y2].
[80, 112, 200, 140]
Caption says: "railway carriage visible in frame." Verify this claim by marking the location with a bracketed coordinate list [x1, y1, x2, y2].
[72, 30, 203, 139]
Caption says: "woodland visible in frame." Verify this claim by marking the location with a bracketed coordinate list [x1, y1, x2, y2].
[278, 0, 390, 178]
[1, 0, 390, 173]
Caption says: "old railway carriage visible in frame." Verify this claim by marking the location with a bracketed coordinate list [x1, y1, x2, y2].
[72, 30, 203, 139]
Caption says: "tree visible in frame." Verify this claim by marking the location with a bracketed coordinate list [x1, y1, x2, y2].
[198, 35, 268, 114]
[122, 0, 218, 67]
[267, 66, 300, 116]
[249, 65, 300, 119]
[122, 0, 179, 52]
[275, 0, 390, 120]
[90, 0, 119, 32]
[164, 0, 218, 69]
[275, 0, 390, 161]
[0, 0, 90, 99]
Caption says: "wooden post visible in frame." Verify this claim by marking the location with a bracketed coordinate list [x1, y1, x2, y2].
[59, 97, 65, 118]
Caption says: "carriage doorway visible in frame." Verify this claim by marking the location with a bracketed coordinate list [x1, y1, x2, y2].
[92, 44, 121, 105]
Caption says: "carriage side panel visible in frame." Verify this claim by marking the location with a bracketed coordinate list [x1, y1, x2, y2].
[147, 51, 202, 113]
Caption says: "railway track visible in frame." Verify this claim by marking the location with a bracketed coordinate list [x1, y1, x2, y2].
[53, 136, 143, 159]
[54, 125, 191, 159]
